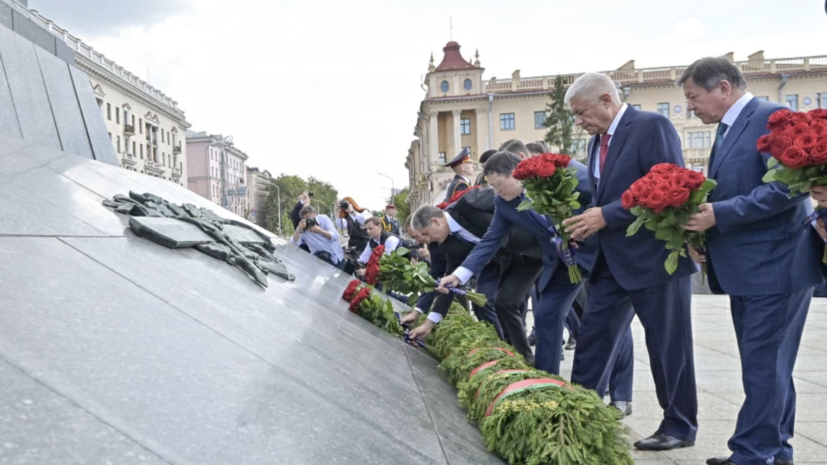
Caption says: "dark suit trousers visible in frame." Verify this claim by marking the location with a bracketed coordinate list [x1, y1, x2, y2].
[572, 256, 698, 441]
[727, 288, 812, 465]
[534, 264, 584, 374]
[492, 255, 543, 363]
[471, 262, 504, 338]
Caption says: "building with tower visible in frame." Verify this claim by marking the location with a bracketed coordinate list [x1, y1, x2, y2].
[405, 42, 827, 210]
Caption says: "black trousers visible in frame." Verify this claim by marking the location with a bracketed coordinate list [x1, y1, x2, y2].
[494, 255, 543, 363]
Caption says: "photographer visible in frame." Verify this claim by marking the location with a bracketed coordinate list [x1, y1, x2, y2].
[290, 190, 312, 253]
[338, 196, 372, 254]
[290, 205, 345, 269]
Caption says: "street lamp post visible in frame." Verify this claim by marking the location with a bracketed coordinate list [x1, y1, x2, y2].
[377, 172, 395, 205]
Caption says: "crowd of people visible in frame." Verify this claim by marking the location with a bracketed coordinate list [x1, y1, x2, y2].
[290, 57, 825, 465]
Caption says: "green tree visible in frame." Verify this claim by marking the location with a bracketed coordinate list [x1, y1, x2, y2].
[543, 75, 574, 155]
[263, 174, 339, 236]
[307, 176, 339, 218]
[388, 189, 410, 227]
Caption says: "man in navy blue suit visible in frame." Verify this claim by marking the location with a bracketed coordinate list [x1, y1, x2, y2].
[678, 57, 823, 465]
[437, 151, 595, 375]
[561, 72, 699, 451]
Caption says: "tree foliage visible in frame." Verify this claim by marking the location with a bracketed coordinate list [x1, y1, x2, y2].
[543, 76, 575, 155]
[263, 174, 338, 235]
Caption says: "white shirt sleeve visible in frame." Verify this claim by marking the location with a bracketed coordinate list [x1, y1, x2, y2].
[289, 235, 303, 247]
[452, 267, 474, 285]
[427, 312, 443, 324]
[384, 236, 400, 254]
[352, 211, 371, 226]
[319, 215, 339, 242]
[358, 246, 372, 264]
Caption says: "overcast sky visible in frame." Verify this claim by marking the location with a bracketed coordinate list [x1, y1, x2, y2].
[29, 0, 827, 211]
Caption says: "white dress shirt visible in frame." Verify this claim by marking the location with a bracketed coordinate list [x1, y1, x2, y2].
[593, 103, 629, 183]
[721, 92, 754, 137]
[357, 235, 400, 264]
[426, 212, 481, 324]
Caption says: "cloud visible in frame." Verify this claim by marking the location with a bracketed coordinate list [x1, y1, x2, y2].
[28, 0, 188, 36]
[661, 17, 707, 45]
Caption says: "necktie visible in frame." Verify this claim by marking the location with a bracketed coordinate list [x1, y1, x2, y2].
[708, 123, 729, 170]
[599, 134, 611, 174]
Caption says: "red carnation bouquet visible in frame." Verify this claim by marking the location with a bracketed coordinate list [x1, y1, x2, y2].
[437, 186, 480, 210]
[364, 245, 384, 286]
[623, 163, 716, 277]
[349, 287, 372, 313]
[513, 153, 583, 283]
[760, 108, 827, 193]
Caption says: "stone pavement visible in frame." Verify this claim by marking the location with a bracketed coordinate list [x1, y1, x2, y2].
[551, 295, 827, 464]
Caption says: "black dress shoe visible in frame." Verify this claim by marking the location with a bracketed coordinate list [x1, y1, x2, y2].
[609, 400, 632, 416]
[527, 328, 536, 346]
[565, 337, 577, 350]
[634, 433, 694, 451]
[706, 458, 735, 465]
[775, 459, 794, 465]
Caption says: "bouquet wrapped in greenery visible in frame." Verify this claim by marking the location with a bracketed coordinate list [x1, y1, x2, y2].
[342, 280, 404, 336]
[378, 247, 487, 307]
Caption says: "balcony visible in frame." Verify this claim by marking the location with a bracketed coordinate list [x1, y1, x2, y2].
[173, 144, 182, 155]
[172, 167, 183, 179]
[124, 124, 135, 136]
[144, 161, 165, 175]
[683, 148, 711, 165]
[122, 152, 137, 166]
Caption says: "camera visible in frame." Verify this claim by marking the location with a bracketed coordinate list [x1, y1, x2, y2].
[340, 201, 350, 211]
[308, 191, 314, 197]
[304, 217, 318, 229]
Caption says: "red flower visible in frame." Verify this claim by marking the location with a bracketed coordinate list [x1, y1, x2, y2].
[811, 121, 827, 136]
[642, 190, 670, 213]
[768, 109, 794, 130]
[621, 190, 636, 209]
[756, 134, 773, 152]
[770, 136, 794, 159]
[343, 279, 361, 301]
[790, 123, 811, 137]
[811, 139, 827, 164]
[795, 132, 819, 150]
[535, 162, 556, 177]
[809, 109, 827, 120]
[650, 163, 680, 174]
[667, 187, 691, 208]
[683, 170, 706, 190]
[541, 153, 572, 168]
[629, 179, 650, 198]
[778, 146, 810, 170]
[790, 112, 813, 124]
[349, 288, 372, 312]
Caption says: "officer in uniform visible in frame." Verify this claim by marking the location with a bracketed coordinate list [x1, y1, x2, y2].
[380, 204, 400, 235]
[443, 147, 474, 201]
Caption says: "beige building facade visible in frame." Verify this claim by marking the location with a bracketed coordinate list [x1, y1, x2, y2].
[246, 167, 272, 229]
[406, 42, 827, 209]
[29, 9, 191, 186]
[186, 131, 249, 217]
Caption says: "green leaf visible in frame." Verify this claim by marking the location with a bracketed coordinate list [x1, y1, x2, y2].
[762, 170, 778, 183]
[767, 157, 779, 169]
[395, 247, 410, 256]
[665, 251, 679, 275]
[517, 199, 533, 211]
[655, 227, 672, 241]
[626, 217, 645, 236]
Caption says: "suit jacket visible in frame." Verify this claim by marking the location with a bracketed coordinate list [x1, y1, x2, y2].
[459, 160, 596, 292]
[445, 175, 471, 201]
[414, 242, 447, 312]
[586, 106, 697, 290]
[381, 215, 400, 235]
[705, 98, 824, 295]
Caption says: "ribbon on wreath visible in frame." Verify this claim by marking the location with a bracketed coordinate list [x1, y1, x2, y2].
[436, 278, 470, 298]
[395, 312, 427, 348]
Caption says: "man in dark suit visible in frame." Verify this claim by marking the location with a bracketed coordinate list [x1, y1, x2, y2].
[443, 147, 473, 201]
[380, 205, 401, 235]
[437, 151, 597, 375]
[679, 58, 824, 465]
[474, 149, 497, 187]
[562, 72, 699, 451]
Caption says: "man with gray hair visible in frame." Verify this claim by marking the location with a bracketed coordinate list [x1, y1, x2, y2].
[679, 57, 823, 465]
[561, 72, 699, 451]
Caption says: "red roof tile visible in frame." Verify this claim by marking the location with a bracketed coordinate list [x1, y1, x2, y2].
[435, 41, 476, 72]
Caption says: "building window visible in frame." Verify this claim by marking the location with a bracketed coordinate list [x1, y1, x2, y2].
[161, 130, 165, 144]
[440, 80, 449, 92]
[500, 113, 516, 131]
[687, 131, 712, 149]
[162, 152, 166, 167]
[132, 115, 136, 127]
[140, 145, 144, 159]
[438, 152, 446, 164]
[657, 103, 669, 118]
[106, 103, 111, 120]
[115, 107, 120, 124]
[460, 118, 471, 135]
[139, 119, 143, 134]
[570, 139, 588, 157]
[116, 136, 120, 153]
[630, 104, 641, 111]
[463, 79, 472, 91]
[818, 93, 827, 109]
[534, 111, 546, 129]
[756, 96, 769, 103]
[786, 94, 798, 111]
[132, 141, 136, 155]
